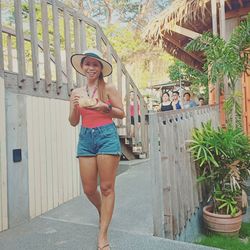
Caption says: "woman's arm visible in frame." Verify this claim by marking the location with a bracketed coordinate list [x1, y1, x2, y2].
[90, 84, 125, 119]
[68, 89, 80, 126]
[106, 84, 125, 119]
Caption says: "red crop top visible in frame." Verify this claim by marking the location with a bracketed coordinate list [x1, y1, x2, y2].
[78, 101, 113, 128]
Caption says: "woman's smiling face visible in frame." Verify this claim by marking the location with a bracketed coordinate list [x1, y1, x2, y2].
[81, 57, 103, 80]
[162, 93, 169, 102]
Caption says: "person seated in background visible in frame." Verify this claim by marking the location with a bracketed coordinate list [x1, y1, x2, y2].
[183, 92, 197, 109]
[159, 92, 173, 112]
[171, 91, 182, 110]
[198, 97, 205, 106]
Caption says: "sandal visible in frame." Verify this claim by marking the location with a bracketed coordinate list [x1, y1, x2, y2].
[97, 243, 110, 250]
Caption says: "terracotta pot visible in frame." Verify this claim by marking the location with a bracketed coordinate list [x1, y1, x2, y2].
[203, 205, 242, 236]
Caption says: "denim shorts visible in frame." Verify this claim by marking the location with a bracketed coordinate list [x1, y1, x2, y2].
[77, 123, 121, 157]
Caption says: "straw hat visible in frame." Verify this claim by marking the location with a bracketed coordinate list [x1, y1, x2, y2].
[70, 49, 112, 77]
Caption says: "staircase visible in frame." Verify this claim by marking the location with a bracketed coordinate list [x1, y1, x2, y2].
[1, 0, 148, 161]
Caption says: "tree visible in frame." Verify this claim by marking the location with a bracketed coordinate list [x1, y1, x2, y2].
[104, 23, 173, 89]
[186, 13, 250, 128]
[64, 0, 171, 27]
[168, 59, 208, 98]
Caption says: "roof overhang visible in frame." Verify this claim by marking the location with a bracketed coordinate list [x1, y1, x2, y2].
[144, 0, 250, 72]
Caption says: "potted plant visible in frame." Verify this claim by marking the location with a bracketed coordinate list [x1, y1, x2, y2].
[188, 121, 250, 235]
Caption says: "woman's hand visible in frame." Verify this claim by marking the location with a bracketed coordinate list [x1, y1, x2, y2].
[69, 89, 81, 126]
[72, 94, 80, 110]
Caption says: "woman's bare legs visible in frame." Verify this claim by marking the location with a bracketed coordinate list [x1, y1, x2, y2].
[97, 155, 120, 249]
[79, 157, 102, 219]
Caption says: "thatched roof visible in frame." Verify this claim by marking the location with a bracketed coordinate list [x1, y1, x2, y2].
[143, 0, 209, 44]
[143, 0, 250, 71]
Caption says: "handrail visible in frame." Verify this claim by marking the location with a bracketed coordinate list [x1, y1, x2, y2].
[0, 0, 149, 155]
[2, 26, 68, 80]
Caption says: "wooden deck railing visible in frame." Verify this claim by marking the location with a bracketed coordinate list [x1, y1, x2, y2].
[148, 105, 220, 239]
[0, 0, 148, 155]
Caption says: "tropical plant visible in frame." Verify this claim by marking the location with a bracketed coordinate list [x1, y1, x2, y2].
[189, 121, 250, 216]
[185, 13, 250, 128]
[168, 59, 209, 98]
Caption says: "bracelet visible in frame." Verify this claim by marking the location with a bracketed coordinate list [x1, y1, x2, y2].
[105, 103, 112, 113]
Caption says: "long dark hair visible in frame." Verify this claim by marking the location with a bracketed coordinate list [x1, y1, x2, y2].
[98, 72, 107, 102]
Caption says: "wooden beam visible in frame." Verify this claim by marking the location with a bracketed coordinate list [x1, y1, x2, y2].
[162, 40, 204, 71]
[167, 25, 201, 39]
[211, 0, 218, 35]
[14, 0, 26, 86]
[225, 0, 232, 10]
[41, 0, 52, 91]
[163, 33, 204, 64]
[186, 21, 200, 33]
[205, 5, 212, 16]
[29, 0, 40, 87]
[226, 6, 250, 19]
[52, 0, 63, 93]
[219, 0, 226, 39]
[238, 0, 244, 8]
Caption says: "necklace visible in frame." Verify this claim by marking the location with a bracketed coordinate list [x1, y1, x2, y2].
[86, 84, 98, 98]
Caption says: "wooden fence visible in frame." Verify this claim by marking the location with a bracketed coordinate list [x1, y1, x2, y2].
[148, 105, 220, 239]
[0, 0, 148, 153]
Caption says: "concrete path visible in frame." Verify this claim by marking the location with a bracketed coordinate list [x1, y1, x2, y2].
[0, 159, 219, 250]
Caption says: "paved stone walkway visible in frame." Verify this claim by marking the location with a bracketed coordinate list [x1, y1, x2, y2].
[0, 160, 220, 250]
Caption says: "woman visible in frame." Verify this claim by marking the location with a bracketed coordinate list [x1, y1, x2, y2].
[159, 92, 173, 111]
[129, 90, 141, 137]
[69, 49, 125, 250]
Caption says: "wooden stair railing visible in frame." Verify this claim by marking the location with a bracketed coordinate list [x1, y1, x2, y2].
[0, 0, 148, 158]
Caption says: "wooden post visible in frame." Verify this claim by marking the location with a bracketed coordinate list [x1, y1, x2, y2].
[219, 0, 226, 127]
[210, 0, 219, 105]
[133, 88, 139, 144]
[14, 0, 26, 86]
[96, 27, 102, 51]
[219, 0, 226, 39]
[80, 20, 87, 86]
[29, 0, 40, 88]
[107, 44, 112, 84]
[64, 11, 74, 94]
[211, 0, 218, 35]
[41, 0, 52, 91]
[148, 112, 165, 238]
[117, 60, 122, 127]
[52, 0, 63, 94]
[125, 74, 131, 137]
[74, 16, 83, 87]
[79, 20, 87, 52]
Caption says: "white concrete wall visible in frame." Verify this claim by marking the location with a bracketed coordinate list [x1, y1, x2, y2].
[5, 91, 81, 228]
[0, 75, 8, 232]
